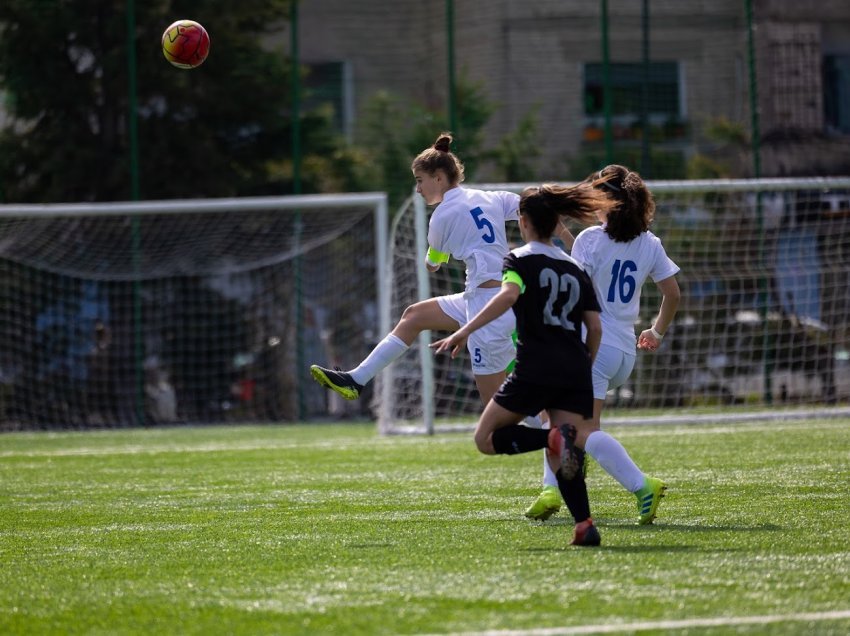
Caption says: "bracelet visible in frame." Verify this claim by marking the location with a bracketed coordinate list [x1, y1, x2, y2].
[650, 326, 664, 340]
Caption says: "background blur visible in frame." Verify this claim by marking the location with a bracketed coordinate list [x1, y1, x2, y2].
[0, 1, 848, 428]
[3, 1, 849, 206]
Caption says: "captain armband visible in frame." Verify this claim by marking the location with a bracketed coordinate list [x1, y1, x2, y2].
[502, 270, 525, 293]
[426, 247, 450, 267]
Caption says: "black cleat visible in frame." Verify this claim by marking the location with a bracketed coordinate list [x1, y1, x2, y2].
[309, 365, 364, 400]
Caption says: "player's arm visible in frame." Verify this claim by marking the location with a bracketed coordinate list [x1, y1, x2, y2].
[638, 275, 681, 351]
[425, 246, 450, 272]
[426, 213, 451, 272]
[431, 280, 521, 359]
[583, 310, 602, 363]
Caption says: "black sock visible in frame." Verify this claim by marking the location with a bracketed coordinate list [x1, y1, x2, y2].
[557, 470, 591, 523]
[491, 425, 549, 455]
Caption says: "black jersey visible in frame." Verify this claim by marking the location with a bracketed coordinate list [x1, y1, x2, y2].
[503, 241, 600, 388]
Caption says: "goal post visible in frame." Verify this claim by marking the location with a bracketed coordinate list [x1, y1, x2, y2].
[0, 193, 388, 429]
[377, 177, 850, 434]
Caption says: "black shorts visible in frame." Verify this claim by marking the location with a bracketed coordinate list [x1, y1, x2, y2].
[493, 375, 594, 420]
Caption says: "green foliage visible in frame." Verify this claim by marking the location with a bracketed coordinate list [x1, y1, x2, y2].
[568, 145, 688, 181]
[687, 152, 733, 179]
[357, 73, 500, 210]
[1, 420, 849, 634]
[450, 73, 498, 178]
[704, 115, 750, 146]
[357, 90, 439, 209]
[484, 105, 542, 182]
[0, 0, 368, 202]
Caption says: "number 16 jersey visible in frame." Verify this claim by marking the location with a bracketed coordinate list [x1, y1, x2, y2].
[571, 226, 679, 353]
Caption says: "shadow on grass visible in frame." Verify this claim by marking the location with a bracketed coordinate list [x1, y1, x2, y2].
[600, 521, 784, 532]
[526, 517, 783, 533]
[521, 544, 746, 554]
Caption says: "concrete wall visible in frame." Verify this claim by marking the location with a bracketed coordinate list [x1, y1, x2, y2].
[288, 0, 850, 179]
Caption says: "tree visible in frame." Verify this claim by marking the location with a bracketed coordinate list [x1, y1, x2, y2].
[0, 0, 367, 202]
[357, 73, 505, 210]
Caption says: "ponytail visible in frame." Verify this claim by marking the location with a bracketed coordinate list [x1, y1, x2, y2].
[520, 183, 617, 239]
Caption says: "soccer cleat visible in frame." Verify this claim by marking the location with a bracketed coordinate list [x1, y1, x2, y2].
[570, 518, 601, 547]
[309, 365, 364, 400]
[524, 484, 562, 521]
[547, 424, 585, 480]
[635, 476, 667, 525]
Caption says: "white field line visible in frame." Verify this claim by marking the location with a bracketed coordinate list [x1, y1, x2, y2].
[429, 609, 850, 636]
[0, 436, 403, 458]
[0, 418, 847, 459]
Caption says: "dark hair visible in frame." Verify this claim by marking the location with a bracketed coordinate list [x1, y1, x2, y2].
[411, 132, 465, 185]
[519, 183, 618, 239]
[588, 165, 655, 242]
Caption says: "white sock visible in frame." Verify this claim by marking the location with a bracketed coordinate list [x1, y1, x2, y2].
[542, 450, 559, 488]
[585, 430, 645, 493]
[523, 414, 545, 429]
[535, 416, 558, 488]
[349, 334, 408, 386]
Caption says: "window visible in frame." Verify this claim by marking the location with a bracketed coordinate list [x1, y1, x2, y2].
[303, 61, 354, 139]
[584, 61, 681, 119]
[824, 55, 850, 134]
[582, 62, 685, 142]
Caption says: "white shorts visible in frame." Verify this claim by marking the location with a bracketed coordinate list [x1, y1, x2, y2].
[437, 288, 516, 375]
[591, 344, 636, 400]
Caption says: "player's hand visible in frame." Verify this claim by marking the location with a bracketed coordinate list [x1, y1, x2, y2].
[637, 328, 661, 352]
[430, 332, 468, 359]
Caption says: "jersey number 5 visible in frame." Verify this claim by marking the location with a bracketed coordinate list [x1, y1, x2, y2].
[469, 207, 495, 244]
[540, 268, 580, 331]
[607, 259, 637, 303]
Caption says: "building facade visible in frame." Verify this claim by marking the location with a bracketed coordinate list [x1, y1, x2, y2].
[291, 0, 850, 180]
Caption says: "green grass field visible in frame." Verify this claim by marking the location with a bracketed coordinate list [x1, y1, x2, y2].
[1, 418, 849, 635]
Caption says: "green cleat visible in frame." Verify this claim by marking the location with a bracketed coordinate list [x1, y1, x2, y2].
[310, 365, 364, 400]
[524, 485, 562, 521]
[635, 476, 667, 525]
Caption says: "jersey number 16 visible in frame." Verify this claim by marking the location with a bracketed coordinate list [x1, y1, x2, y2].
[607, 259, 637, 303]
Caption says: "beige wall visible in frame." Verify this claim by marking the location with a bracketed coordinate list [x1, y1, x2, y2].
[290, 0, 850, 178]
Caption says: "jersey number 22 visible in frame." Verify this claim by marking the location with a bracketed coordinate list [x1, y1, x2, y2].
[540, 268, 580, 331]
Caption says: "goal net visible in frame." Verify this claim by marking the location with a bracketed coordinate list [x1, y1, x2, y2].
[0, 194, 388, 429]
[377, 177, 850, 434]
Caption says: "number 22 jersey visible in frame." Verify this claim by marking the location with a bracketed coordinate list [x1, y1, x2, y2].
[503, 241, 600, 388]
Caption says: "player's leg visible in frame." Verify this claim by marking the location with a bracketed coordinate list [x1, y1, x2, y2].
[310, 295, 460, 400]
[477, 377, 553, 456]
[548, 410, 600, 547]
[580, 346, 666, 524]
[467, 296, 543, 433]
[525, 413, 562, 520]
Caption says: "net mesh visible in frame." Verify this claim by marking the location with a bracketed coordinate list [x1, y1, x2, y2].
[378, 178, 850, 434]
[0, 197, 384, 429]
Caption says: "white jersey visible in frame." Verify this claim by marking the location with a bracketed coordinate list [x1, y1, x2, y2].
[571, 225, 679, 353]
[427, 186, 520, 290]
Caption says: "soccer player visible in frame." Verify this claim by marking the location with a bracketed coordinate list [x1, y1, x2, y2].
[432, 182, 620, 546]
[310, 132, 569, 414]
[525, 164, 681, 526]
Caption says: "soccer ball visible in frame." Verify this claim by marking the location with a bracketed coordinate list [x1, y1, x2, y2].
[161, 20, 210, 69]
